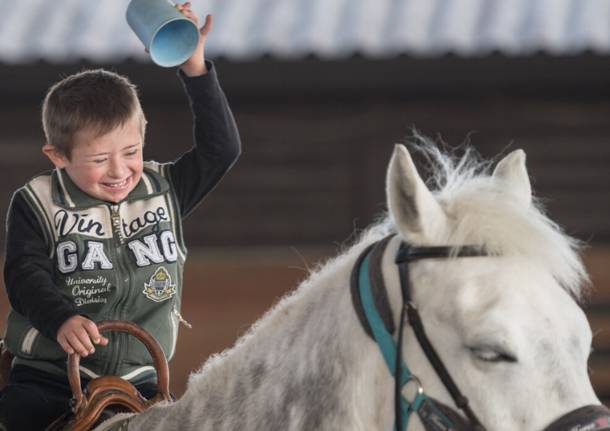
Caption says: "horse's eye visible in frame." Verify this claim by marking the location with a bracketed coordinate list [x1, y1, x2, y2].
[469, 346, 517, 363]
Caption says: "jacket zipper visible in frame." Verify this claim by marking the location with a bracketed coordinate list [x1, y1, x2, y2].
[110, 204, 125, 244]
[108, 203, 129, 375]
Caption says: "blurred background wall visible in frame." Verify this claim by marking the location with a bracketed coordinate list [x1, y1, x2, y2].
[1, 0, 610, 403]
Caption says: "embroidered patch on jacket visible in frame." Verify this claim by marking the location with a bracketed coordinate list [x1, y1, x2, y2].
[143, 267, 176, 302]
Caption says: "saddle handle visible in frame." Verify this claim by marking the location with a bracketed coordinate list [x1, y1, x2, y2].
[68, 320, 172, 413]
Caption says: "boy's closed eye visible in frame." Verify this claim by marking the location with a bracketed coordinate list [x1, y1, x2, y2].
[88, 148, 139, 164]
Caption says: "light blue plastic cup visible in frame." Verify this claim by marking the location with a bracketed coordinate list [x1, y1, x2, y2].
[126, 0, 199, 68]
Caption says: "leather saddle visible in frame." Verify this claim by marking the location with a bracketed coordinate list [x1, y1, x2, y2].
[0, 321, 171, 431]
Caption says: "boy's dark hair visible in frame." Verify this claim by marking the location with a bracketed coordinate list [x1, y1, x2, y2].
[42, 69, 146, 159]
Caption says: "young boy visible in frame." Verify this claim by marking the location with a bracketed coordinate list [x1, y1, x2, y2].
[0, 4, 240, 429]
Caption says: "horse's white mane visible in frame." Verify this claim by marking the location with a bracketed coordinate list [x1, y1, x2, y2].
[421, 139, 588, 299]
[314, 138, 589, 300]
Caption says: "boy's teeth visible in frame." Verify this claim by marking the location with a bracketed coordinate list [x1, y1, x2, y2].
[106, 179, 128, 188]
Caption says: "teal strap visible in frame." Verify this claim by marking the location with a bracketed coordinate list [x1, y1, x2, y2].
[358, 254, 427, 430]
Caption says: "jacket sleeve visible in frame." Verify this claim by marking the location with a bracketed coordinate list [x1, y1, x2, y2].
[3, 191, 79, 340]
[167, 61, 241, 218]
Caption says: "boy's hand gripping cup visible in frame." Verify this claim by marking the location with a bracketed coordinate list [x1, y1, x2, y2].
[126, 0, 199, 68]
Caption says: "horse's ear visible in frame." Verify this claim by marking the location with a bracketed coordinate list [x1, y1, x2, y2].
[492, 149, 532, 206]
[386, 145, 446, 242]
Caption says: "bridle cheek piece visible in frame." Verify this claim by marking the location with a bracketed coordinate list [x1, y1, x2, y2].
[350, 234, 610, 431]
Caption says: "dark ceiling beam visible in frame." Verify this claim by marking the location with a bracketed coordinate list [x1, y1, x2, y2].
[1, 53, 610, 105]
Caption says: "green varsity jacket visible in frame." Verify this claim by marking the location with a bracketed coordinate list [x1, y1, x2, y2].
[3, 64, 241, 382]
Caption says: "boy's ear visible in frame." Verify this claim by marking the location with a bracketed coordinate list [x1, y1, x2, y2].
[42, 144, 68, 168]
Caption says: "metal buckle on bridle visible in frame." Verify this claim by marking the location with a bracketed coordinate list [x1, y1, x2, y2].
[403, 375, 424, 404]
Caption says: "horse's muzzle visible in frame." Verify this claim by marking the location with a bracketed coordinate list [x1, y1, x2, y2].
[543, 405, 610, 431]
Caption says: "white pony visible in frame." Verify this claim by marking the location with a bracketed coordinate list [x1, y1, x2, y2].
[98, 143, 608, 431]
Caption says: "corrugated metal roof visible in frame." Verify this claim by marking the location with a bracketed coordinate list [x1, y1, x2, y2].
[1, 0, 609, 64]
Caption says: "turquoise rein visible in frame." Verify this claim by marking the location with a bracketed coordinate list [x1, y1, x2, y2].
[357, 252, 425, 431]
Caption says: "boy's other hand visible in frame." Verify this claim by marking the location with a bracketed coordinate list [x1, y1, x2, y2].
[57, 316, 109, 357]
[176, 2, 213, 77]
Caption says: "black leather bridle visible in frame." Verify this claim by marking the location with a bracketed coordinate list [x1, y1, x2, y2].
[351, 234, 610, 431]
[394, 240, 487, 430]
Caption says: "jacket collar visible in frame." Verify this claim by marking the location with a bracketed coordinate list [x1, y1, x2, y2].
[51, 167, 169, 210]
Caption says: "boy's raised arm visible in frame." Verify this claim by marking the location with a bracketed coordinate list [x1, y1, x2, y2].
[161, 6, 241, 217]
[168, 63, 241, 218]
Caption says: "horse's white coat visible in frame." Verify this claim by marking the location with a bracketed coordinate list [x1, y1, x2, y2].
[97, 143, 599, 431]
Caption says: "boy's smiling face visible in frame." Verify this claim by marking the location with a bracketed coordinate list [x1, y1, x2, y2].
[43, 114, 144, 203]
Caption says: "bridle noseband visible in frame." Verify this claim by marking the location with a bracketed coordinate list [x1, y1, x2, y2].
[350, 234, 610, 431]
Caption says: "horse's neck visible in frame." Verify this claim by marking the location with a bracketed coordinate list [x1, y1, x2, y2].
[129, 251, 394, 431]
